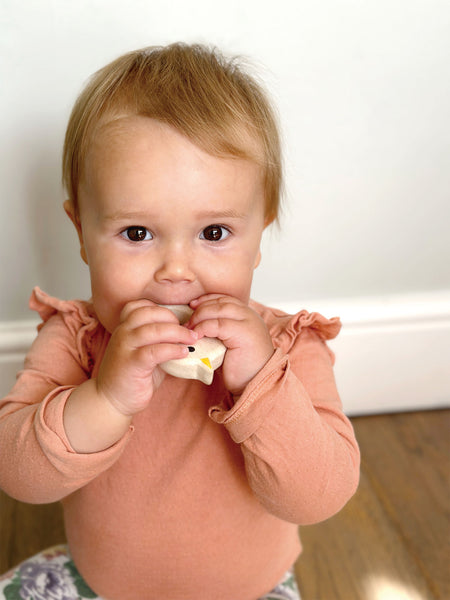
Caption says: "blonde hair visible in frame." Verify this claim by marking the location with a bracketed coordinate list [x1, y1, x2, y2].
[63, 43, 282, 223]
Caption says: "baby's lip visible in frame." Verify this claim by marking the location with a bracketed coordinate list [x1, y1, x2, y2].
[157, 300, 193, 308]
[159, 302, 190, 306]
[153, 293, 204, 307]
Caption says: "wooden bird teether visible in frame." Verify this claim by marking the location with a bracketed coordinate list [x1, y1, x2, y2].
[159, 305, 226, 385]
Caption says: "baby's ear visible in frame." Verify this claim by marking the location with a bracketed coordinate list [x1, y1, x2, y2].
[63, 200, 88, 264]
[253, 249, 262, 270]
[264, 213, 276, 228]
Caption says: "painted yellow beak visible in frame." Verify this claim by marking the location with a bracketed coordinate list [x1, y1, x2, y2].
[201, 357, 212, 369]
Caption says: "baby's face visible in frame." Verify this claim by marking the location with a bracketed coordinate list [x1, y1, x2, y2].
[70, 116, 266, 333]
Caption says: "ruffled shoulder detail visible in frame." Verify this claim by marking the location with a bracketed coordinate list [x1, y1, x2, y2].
[29, 287, 103, 374]
[249, 299, 341, 354]
[30, 287, 97, 330]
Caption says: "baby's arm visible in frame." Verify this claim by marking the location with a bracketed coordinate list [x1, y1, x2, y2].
[63, 301, 197, 453]
[0, 300, 196, 502]
[207, 319, 360, 525]
[0, 310, 107, 502]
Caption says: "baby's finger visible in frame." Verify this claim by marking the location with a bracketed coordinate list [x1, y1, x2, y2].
[190, 315, 247, 349]
[119, 298, 156, 323]
[128, 321, 198, 350]
[120, 302, 180, 328]
[134, 341, 191, 368]
[188, 298, 246, 329]
[189, 294, 240, 309]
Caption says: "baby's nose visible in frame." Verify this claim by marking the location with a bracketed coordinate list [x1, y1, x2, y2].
[154, 246, 195, 284]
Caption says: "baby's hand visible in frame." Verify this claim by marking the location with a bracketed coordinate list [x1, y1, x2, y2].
[188, 295, 274, 396]
[96, 300, 198, 416]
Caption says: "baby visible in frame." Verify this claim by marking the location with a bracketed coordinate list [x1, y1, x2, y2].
[0, 43, 360, 600]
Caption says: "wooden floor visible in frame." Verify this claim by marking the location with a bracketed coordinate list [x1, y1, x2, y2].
[1, 409, 449, 599]
[295, 409, 449, 600]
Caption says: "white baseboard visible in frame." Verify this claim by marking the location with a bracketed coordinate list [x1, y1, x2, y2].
[0, 320, 40, 398]
[278, 290, 450, 415]
[1, 291, 450, 415]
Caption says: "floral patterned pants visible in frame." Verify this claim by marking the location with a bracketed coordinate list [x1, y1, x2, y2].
[0, 545, 301, 600]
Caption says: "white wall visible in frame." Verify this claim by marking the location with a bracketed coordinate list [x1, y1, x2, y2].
[1, 0, 449, 413]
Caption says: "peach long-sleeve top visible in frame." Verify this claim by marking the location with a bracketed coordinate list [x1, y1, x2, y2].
[0, 288, 360, 600]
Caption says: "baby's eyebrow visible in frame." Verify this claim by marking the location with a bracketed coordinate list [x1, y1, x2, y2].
[102, 210, 149, 222]
[102, 208, 248, 222]
[194, 208, 247, 220]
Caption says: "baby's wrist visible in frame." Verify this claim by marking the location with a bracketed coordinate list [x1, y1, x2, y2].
[63, 380, 132, 453]
[94, 381, 135, 421]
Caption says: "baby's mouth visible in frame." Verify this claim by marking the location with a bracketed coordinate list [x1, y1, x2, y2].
[150, 292, 200, 308]
[154, 299, 195, 309]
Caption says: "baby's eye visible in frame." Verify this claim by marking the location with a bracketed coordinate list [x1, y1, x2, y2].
[200, 225, 230, 242]
[121, 226, 153, 242]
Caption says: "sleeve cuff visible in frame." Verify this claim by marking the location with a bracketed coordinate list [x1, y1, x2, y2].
[208, 348, 289, 443]
[35, 387, 133, 480]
